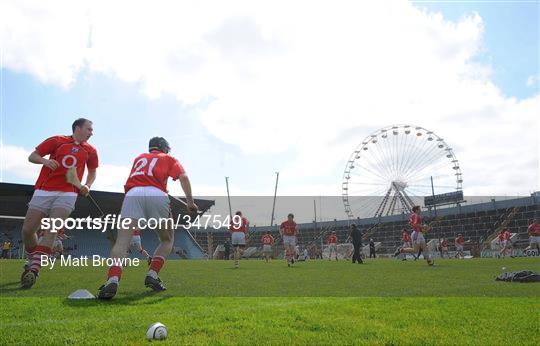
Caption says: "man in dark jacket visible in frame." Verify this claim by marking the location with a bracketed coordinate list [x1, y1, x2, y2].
[369, 239, 376, 258]
[224, 241, 231, 260]
[348, 224, 363, 264]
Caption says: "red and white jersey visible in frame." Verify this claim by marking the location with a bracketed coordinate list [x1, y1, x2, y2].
[502, 230, 511, 241]
[327, 234, 338, 244]
[527, 223, 540, 236]
[455, 236, 464, 245]
[34, 135, 99, 193]
[262, 234, 274, 245]
[280, 220, 297, 236]
[133, 229, 141, 236]
[408, 213, 423, 232]
[229, 216, 249, 234]
[124, 151, 185, 193]
[402, 232, 410, 242]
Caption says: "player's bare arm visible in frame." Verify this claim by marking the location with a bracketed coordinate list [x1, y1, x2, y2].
[28, 150, 59, 170]
[80, 168, 97, 196]
[178, 173, 198, 212]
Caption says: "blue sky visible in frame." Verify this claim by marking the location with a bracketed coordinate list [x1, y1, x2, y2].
[0, 1, 538, 224]
[413, 0, 539, 99]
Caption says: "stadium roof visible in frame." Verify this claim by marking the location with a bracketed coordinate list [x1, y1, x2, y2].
[0, 182, 215, 219]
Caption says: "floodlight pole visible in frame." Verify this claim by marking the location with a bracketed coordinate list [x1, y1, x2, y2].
[270, 172, 279, 228]
[313, 199, 317, 229]
[430, 176, 437, 217]
[225, 177, 232, 218]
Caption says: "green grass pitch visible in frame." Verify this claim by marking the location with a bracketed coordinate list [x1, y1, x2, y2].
[1, 257, 539, 345]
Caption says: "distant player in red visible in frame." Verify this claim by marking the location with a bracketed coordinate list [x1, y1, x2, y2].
[400, 206, 434, 266]
[280, 213, 298, 267]
[498, 228, 512, 258]
[261, 231, 275, 262]
[395, 229, 411, 261]
[327, 231, 339, 261]
[97, 137, 197, 299]
[20, 118, 98, 289]
[526, 218, 540, 253]
[229, 211, 249, 269]
[455, 234, 465, 259]
[130, 229, 151, 264]
[440, 238, 449, 259]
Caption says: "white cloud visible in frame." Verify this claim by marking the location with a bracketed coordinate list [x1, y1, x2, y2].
[0, 144, 40, 181]
[0, 0, 538, 198]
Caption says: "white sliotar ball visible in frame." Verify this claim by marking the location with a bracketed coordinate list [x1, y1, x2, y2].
[147, 322, 168, 340]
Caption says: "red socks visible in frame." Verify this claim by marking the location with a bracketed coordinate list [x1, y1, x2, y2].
[29, 245, 51, 273]
[149, 256, 165, 274]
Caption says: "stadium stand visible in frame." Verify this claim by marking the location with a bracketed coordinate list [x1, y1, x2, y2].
[196, 194, 540, 259]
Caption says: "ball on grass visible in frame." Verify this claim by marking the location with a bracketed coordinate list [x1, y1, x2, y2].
[147, 322, 167, 340]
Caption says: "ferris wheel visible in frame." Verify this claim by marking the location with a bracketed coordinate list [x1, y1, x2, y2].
[342, 124, 463, 219]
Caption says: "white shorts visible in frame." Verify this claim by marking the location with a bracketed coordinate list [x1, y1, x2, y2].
[412, 231, 425, 245]
[328, 244, 337, 252]
[262, 244, 272, 253]
[529, 236, 540, 245]
[28, 189, 78, 215]
[283, 235, 296, 247]
[402, 241, 411, 248]
[456, 244, 464, 251]
[231, 232, 246, 246]
[500, 240, 508, 249]
[120, 186, 170, 222]
[131, 235, 142, 248]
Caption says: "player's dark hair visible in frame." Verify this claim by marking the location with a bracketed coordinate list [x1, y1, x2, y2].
[412, 206, 421, 213]
[288, 213, 294, 218]
[350, 224, 357, 229]
[72, 118, 91, 132]
[265, 230, 270, 234]
[235, 211, 242, 216]
[149, 137, 171, 154]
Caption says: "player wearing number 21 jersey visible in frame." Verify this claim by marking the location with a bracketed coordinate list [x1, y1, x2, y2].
[20, 118, 98, 289]
[98, 137, 198, 300]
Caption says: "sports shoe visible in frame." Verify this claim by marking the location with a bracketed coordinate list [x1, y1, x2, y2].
[20, 269, 38, 289]
[427, 259, 434, 266]
[145, 275, 167, 291]
[97, 282, 118, 300]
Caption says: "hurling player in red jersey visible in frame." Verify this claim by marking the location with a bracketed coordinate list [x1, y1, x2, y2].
[394, 229, 411, 261]
[229, 211, 249, 269]
[440, 238, 449, 259]
[400, 206, 434, 266]
[20, 118, 98, 289]
[454, 234, 465, 259]
[261, 231, 275, 262]
[498, 228, 512, 258]
[526, 218, 540, 252]
[327, 231, 339, 261]
[97, 137, 197, 299]
[280, 213, 298, 267]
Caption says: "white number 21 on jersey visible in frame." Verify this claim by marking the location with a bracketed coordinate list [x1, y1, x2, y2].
[130, 157, 158, 178]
